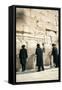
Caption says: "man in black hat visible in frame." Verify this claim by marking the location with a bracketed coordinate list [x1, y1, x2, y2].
[35, 44, 44, 71]
[52, 44, 58, 67]
[19, 45, 28, 72]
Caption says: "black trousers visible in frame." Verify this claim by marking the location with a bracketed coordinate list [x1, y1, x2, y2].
[38, 65, 44, 71]
[53, 56, 58, 67]
[22, 64, 26, 71]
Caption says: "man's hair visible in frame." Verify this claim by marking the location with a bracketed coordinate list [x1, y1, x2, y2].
[22, 45, 25, 48]
[52, 43, 56, 46]
[37, 44, 40, 47]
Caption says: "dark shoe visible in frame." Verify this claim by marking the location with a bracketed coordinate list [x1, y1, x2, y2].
[22, 69, 25, 72]
[42, 68, 44, 71]
[37, 70, 41, 72]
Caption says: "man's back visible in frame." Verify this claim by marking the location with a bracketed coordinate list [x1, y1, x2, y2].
[36, 47, 43, 56]
[20, 48, 27, 59]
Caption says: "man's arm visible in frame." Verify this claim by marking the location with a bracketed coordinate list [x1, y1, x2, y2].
[25, 49, 28, 58]
[35, 48, 37, 55]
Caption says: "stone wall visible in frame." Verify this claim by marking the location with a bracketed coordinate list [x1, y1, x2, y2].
[16, 8, 59, 71]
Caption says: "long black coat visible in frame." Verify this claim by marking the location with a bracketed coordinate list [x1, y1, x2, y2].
[19, 48, 28, 65]
[52, 47, 58, 65]
[35, 47, 43, 66]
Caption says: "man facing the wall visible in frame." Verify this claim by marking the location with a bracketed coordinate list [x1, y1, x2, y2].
[19, 45, 28, 72]
[35, 44, 44, 71]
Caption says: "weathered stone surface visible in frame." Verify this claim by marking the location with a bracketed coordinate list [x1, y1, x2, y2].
[16, 55, 21, 71]
[16, 8, 59, 71]
[26, 54, 36, 69]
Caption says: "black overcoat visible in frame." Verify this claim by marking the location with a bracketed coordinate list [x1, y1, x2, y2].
[35, 47, 43, 66]
[19, 48, 28, 65]
[52, 47, 58, 65]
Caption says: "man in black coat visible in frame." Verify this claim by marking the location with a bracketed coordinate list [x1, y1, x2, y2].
[35, 44, 44, 71]
[19, 45, 28, 72]
[52, 44, 58, 67]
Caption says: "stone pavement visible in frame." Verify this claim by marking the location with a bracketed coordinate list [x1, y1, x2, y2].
[16, 67, 59, 82]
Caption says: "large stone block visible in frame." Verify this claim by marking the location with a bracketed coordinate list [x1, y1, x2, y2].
[26, 54, 36, 69]
[16, 55, 21, 71]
